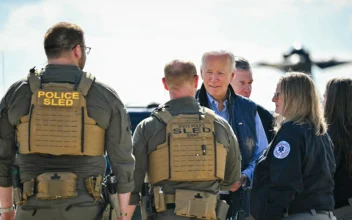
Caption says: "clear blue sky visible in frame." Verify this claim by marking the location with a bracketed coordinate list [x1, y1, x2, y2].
[0, 0, 351, 110]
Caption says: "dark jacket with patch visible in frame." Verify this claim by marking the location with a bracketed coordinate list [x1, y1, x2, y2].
[251, 122, 335, 220]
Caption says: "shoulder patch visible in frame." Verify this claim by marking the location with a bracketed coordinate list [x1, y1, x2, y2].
[273, 141, 290, 159]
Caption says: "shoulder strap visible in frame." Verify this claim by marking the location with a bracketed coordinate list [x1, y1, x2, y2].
[200, 107, 216, 121]
[77, 72, 95, 96]
[152, 108, 173, 124]
[27, 67, 42, 93]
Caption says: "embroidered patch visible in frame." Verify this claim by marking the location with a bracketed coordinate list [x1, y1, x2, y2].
[273, 141, 290, 159]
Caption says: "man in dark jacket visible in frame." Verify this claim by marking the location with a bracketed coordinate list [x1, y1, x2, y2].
[230, 56, 275, 143]
[196, 50, 268, 220]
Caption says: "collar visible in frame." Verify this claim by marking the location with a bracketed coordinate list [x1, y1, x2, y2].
[162, 96, 201, 115]
[40, 64, 84, 84]
[206, 92, 228, 109]
[196, 83, 237, 107]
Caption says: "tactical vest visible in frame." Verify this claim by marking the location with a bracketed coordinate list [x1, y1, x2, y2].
[16, 69, 105, 156]
[148, 107, 227, 184]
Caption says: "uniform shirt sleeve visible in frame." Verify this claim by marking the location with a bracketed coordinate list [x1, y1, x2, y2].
[130, 122, 149, 205]
[242, 113, 268, 184]
[0, 96, 17, 187]
[220, 120, 241, 190]
[261, 125, 304, 220]
[106, 102, 135, 194]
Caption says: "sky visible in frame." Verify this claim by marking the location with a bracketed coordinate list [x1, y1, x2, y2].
[0, 0, 351, 111]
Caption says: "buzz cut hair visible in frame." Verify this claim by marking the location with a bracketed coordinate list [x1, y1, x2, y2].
[164, 60, 197, 89]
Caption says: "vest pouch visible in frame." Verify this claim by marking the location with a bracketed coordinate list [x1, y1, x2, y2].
[85, 175, 103, 201]
[216, 200, 229, 220]
[36, 172, 78, 200]
[175, 189, 217, 219]
[153, 186, 167, 212]
[13, 188, 23, 205]
[22, 179, 35, 203]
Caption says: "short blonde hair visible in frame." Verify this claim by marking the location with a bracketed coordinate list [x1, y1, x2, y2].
[276, 72, 326, 135]
[164, 60, 197, 90]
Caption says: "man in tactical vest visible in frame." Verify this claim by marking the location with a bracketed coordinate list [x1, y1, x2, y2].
[0, 22, 134, 220]
[128, 60, 241, 220]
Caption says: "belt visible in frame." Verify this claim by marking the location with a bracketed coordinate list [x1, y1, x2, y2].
[307, 210, 331, 215]
[284, 209, 333, 217]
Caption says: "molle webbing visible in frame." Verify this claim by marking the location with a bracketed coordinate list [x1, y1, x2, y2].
[16, 71, 105, 156]
[149, 107, 227, 184]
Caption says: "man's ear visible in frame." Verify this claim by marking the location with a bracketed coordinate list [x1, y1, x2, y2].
[231, 69, 236, 80]
[194, 75, 199, 88]
[73, 45, 82, 59]
[162, 77, 169, 91]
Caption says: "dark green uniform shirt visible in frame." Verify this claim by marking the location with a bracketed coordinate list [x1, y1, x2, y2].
[0, 64, 135, 193]
[130, 96, 241, 204]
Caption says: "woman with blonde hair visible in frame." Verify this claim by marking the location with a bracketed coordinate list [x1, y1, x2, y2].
[324, 77, 352, 220]
[250, 72, 336, 220]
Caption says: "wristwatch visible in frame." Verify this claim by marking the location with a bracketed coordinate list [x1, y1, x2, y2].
[241, 174, 248, 187]
[0, 206, 14, 214]
[119, 212, 127, 217]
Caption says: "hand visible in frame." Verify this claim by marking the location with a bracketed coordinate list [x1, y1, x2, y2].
[229, 181, 241, 192]
[229, 174, 248, 192]
[0, 210, 15, 220]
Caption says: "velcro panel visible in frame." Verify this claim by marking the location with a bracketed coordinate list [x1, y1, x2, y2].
[30, 106, 82, 155]
[29, 87, 83, 155]
[170, 137, 216, 181]
[168, 115, 217, 181]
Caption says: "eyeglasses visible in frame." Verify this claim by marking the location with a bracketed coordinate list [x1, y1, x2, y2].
[72, 44, 91, 55]
[273, 92, 281, 99]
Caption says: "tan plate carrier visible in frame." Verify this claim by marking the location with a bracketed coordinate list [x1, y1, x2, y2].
[16, 70, 105, 156]
[149, 107, 227, 184]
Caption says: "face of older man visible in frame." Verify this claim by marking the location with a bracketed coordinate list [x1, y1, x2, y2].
[201, 55, 234, 101]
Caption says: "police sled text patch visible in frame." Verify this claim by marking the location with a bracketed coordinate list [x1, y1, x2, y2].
[36, 90, 80, 107]
[171, 122, 212, 138]
[273, 141, 290, 159]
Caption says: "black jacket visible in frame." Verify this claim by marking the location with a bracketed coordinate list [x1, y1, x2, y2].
[328, 129, 352, 209]
[251, 122, 336, 220]
[256, 104, 274, 143]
